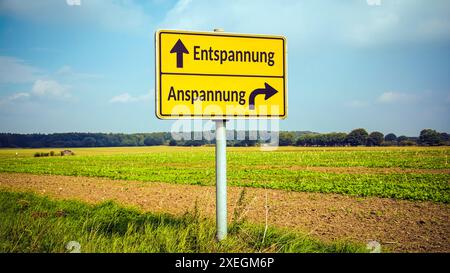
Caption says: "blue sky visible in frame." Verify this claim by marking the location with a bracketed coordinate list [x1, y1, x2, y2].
[0, 0, 449, 136]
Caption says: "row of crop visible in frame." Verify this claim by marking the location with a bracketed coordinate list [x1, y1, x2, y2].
[1, 157, 448, 202]
[16, 148, 448, 169]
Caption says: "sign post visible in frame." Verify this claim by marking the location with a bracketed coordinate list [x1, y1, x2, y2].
[213, 28, 228, 241]
[155, 28, 287, 241]
[215, 119, 227, 240]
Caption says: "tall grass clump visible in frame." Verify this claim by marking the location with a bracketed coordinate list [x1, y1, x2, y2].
[0, 191, 365, 253]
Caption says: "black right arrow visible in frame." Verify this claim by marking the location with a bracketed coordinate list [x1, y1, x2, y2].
[249, 83, 278, 110]
[170, 39, 189, 68]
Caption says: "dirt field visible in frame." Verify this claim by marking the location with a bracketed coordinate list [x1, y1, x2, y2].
[0, 173, 448, 253]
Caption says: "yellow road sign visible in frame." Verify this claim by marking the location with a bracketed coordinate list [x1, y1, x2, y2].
[155, 30, 287, 119]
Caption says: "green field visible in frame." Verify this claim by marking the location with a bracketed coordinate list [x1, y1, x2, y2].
[0, 191, 364, 253]
[0, 146, 449, 203]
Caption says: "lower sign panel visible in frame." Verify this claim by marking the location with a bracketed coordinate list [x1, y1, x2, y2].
[157, 74, 286, 119]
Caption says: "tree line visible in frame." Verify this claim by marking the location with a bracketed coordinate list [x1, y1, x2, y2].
[0, 129, 448, 148]
[288, 129, 449, 147]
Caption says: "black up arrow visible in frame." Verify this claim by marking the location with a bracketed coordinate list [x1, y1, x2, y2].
[249, 83, 278, 110]
[170, 39, 189, 68]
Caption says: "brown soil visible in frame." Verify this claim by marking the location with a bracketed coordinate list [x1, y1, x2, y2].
[0, 173, 448, 253]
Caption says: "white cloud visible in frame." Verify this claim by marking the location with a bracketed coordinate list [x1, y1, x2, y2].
[31, 79, 71, 98]
[377, 92, 418, 104]
[0, 79, 72, 105]
[348, 0, 450, 47]
[56, 65, 102, 79]
[0, 55, 102, 105]
[9, 92, 30, 100]
[160, 0, 450, 48]
[0, 92, 30, 105]
[0, 0, 151, 32]
[109, 92, 151, 103]
[0, 56, 40, 83]
[0, 56, 101, 85]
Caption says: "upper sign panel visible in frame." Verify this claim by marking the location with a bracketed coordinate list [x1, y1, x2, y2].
[155, 30, 287, 119]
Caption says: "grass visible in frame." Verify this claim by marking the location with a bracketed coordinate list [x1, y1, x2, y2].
[0, 146, 449, 203]
[0, 190, 365, 253]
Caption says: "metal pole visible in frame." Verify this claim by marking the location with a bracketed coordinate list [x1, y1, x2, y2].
[215, 120, 227, 241]
[213, 28, 227, 241]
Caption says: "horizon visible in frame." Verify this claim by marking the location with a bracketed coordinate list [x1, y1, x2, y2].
[1, 127, 444, 138]
[1, 1, 450, 135]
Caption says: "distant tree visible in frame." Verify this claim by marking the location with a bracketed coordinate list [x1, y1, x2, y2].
[121, 135, 138, 146]
[82, 137, 96, 147]
[419, 129, 441, 146]
[345, 128, 369, 146]
[399, 140, 416, 146]
[233, 139, 258, 147]
[184, 140, 206, 146]
[296, 134, 314, 146]
[1, 130, 447, 148]
[384, 133, 397, 142]
[326, 132, 347, 146]
[144, 136, 164, 146]
[279, 132, 295, 146]
[295, 132, 347, 147]
[169, 139, 177, 146]
[367, 131, 384, 146]
[440, 133, 449, 142]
